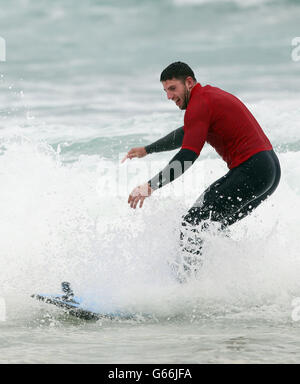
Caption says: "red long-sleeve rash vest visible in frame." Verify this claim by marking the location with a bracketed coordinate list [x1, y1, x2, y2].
[181, 83, 272, 169]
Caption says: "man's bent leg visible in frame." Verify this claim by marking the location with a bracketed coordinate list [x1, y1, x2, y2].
[178, 202, 226, 281]
[178, 150, 281, 281]
[229, 151, 281, 223]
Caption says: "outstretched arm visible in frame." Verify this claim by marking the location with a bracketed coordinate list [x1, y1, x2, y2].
[122, 126, 184, 163]
[148, 148, 198, 190]
[128, 148, 198, 209]
[145, 126, 184, 154]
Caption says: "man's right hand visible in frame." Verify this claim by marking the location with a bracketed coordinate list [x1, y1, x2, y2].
[121, 147, 147, 163]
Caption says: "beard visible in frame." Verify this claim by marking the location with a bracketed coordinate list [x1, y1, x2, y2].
[179, 86, 190, 110]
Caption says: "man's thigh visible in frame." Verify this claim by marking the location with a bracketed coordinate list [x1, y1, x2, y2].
[183, 168, 257, 226]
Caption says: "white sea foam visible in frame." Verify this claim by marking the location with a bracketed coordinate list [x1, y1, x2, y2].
[0, 137, 299, 320]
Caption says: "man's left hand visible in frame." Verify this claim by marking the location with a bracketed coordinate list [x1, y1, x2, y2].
[128, 183, 153, 209]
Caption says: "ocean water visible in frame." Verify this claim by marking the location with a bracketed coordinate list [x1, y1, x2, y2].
[0, 0, 300, 364]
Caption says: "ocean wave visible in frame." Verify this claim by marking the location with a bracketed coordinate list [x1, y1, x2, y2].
[172, 0, 296, 7]
[0, 138, 299, 321]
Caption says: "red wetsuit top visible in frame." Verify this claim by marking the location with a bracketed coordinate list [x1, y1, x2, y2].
[181, 83, 273, 169]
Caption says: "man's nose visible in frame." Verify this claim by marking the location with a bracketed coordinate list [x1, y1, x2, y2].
[167, 92, 173, 100]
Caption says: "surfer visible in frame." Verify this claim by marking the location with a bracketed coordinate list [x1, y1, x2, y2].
[122, 62, 281, 278]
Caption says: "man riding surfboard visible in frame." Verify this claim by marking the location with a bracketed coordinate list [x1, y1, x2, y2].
[122, 62, 281, 279]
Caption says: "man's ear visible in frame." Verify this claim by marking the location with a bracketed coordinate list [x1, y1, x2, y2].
[185, 76, 195, 90]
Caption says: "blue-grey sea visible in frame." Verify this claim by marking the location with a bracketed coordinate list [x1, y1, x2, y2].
[0, 0, 300, 364]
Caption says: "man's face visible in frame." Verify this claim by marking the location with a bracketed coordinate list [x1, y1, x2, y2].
[162, 77, 193, 110]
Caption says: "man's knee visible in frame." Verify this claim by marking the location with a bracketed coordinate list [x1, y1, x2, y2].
[182, 205, 225, 229]
[182, 207, 201, 226]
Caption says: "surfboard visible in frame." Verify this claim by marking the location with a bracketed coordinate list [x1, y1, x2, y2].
[31, 282, 134, 321]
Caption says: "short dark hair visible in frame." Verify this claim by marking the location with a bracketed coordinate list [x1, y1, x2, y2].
[160, 62, 196, 82]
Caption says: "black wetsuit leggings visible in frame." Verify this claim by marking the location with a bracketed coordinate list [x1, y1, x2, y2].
[181, 150, 281, 250]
